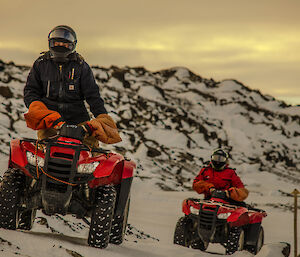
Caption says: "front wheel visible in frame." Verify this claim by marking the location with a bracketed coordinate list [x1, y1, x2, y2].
[88, 185, 116, 249]
[0, 168, 23, 230]
[173, 216, 190, 247]
[225, 227, 245, 255]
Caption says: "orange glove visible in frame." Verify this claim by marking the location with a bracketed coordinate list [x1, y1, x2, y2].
[88, 114, 122, 144]
[228, 187, 249, 201]
[24, 101, 65, 130]
[193, 180, 215, 194]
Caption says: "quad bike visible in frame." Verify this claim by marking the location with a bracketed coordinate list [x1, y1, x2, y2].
[174, 190, 267, 255]
[0, 124, 135, 249]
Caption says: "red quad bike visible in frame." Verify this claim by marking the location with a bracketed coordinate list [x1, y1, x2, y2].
[0, 124, 136, 249]
[174, 190, 267, 255]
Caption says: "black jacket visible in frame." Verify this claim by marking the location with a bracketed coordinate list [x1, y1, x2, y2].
[24, 51, 107, 125]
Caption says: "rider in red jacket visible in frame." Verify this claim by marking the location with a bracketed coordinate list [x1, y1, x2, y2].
[193, 149, 249, 202]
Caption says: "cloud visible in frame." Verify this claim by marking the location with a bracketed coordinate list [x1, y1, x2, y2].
[1, 0, 300, 102]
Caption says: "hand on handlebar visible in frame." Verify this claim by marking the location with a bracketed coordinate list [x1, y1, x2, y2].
[209, 187, 216, 194]
[210, 188, 230, 199]
[81, 123, 95, 136]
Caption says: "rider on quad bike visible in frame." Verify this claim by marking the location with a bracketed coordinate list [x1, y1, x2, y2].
[23, 25, 121, 147]
[0, 25, 132, 249]
[193, 149, 249, 203]
[174, 149, 266, 255]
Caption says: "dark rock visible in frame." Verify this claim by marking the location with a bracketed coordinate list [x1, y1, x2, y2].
[111, 68, 131, 88]
[147, 147, 161, 157]
[0, 86, 13, 98]
[281, 242, 290, 257]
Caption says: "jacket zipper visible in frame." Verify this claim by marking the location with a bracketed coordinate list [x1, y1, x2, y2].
[46, 80, 50, 98]
[58, 65, 63, 100]
[58, 65, 64, 113]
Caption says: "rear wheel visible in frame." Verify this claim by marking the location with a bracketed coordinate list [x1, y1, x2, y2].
[109, 197, 130, 245]
[88, 185, 116, 249]
[0, 168, 23, 230]
[225, 227, 245, 255]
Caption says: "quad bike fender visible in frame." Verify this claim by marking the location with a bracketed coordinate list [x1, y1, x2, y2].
[182, 199, 200, 215]
[227, 207, 250, 227]
[89, 156, 135, 188]
[93, 154, 124, 178]
[9, 139, 33, 178]
[9, 139, 28, 168]
[10, 139, 27, 168]
[122, 160, 136, 179]
[248, 212, 266, 224]
[182, 199, 191, 215]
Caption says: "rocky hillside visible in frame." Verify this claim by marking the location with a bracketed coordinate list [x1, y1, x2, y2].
[0, 59, 299, 190]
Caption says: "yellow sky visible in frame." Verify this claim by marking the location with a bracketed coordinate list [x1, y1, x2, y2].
[1, 0, 300, 105]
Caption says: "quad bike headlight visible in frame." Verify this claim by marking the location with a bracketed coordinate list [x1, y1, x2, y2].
[26, 151, 44, 167]
[217, 212, 231, 219]
[190, 206, 200, 215]
[77, 162, 100, 174]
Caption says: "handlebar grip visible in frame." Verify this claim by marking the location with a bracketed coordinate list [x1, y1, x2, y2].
[82, 123, 94, 136]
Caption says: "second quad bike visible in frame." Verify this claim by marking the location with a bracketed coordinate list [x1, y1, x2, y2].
[0, 124, 136, 249]
[174, 190, 267, 255]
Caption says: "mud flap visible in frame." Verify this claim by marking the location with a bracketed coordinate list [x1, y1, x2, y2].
[114, 177, 132, 217]
[245, 223, 261, 246]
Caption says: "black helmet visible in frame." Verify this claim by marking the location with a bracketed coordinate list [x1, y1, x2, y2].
[48, 25, 77, 61]
[210, 149, 228, 171]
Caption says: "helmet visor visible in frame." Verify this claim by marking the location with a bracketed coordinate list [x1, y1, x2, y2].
[211, 154, 227, 162]
[48, 29, 76, 43]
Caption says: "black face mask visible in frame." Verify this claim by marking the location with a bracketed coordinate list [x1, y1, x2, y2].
[52, 46, 69, 53]
[49, 46, 72, 63]
[211, 161, 226, 171]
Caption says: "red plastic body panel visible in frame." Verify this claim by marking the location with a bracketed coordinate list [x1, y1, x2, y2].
[182, 198, 266, 228]
[21, 141, 45, 159]
[50, 146, 75, 158]
[227, 207, 250, 227]
[88, 164, 123, 188]
[57, 137, 81, 144]
[10, 139, 28, 168]
[248, 211, 267, 224]
[10, 137, 136, 188]
[88, 154, 136, 188]
[10, 140, 38, 177]
[123, 160, 136, 179]
[182, 199, 200, 215]
[182, 199, 191, 215]
[92, 153, 124, 178]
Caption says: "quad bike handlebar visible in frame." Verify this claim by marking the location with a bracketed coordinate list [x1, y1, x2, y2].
[21, 124, 108, 154]
[210, 189, 229, 200]
[59, 124, 92, 141]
